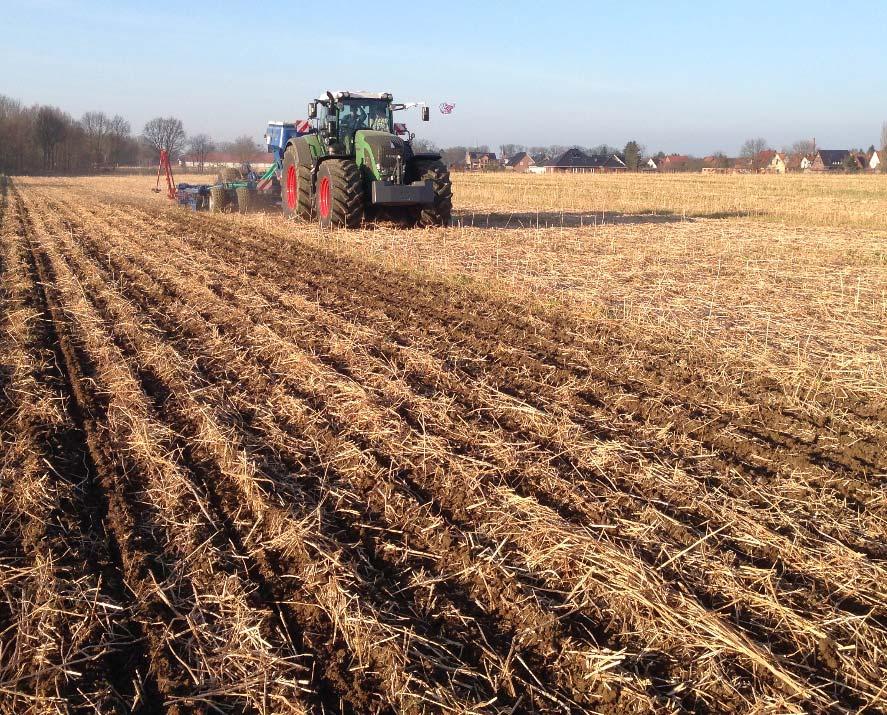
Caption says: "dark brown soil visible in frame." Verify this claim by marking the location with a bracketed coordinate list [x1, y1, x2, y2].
[2, 178, 885, 715]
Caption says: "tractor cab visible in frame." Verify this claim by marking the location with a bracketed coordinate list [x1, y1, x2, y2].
[311, 91, 395, 154]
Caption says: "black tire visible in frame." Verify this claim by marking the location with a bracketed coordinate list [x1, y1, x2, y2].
[235, 187, 257, 213]
[410, 160, 452, 226]
[208, 187, 228, 213]
[281, 146, 313, 219]
[316, 159, 363, 229]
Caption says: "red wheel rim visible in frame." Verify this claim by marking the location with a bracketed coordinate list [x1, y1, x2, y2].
[286, 165, 297, 210]
[318, 176, 331, 218]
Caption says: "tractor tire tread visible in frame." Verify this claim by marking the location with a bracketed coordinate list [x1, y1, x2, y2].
[411, 159, 452, 227]
[319, 159, 363, 228]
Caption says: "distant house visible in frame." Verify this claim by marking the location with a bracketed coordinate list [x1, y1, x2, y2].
[504, 152, 534, 173]
[769, 153, 787, 174]
[543, 148, 627, 173]
[800, 155, 814, 171]
[870, 150, 882, 171]
[750, 149, 777, 171]
[465, 151, 498, 170]
[659, 154, 690, 171]
[810, 149, 851, 171]
[645, 157, 659, 171]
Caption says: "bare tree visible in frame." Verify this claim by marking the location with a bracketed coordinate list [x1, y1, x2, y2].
[0, 95, 30, 173]
[142, 117, 187, 158]
[499, 144, 525, 161]
[412, 138, 439, 154]
[81, 111, 110, 166]
[789, 139, 816, 156]
[34, 106, 69, 170]
[107, 115, 132, 165]
[740, 137, 769, 169]
[187, 133, 214, 172]
[881, 122, 887, 153]
[226, 135, 258, 163]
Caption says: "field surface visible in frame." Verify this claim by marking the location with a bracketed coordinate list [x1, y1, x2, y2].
[1, 173, 885, 714]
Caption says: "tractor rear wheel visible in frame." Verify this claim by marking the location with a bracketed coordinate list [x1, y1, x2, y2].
[316, 160, 363, 229]
[236, 187, 257, 213]
[411, 160, 452, 227]
[281, 146, 313, 219]
[208, 187, 228, 213]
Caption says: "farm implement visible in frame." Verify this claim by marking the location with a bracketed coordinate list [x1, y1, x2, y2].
[156, 90, 452, 226]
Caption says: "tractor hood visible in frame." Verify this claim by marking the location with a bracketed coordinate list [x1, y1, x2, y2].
[355, 130, 409, 178]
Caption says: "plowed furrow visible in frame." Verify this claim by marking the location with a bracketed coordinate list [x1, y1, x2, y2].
[53, 192, 876, 676]
[148, 203, 884, 474]
[17, 187, 312, 715]
[53, 194, 887, 585]
[50, 199, 671, 713]
[0, 187, 145, 713]
[38, 208, 535, 712]
[40, 189, 868, 712]
[103, 200, 885, 528]
[53, 185, 887, 441]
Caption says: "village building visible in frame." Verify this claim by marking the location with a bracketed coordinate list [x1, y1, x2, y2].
[658, 155, 690, 171]
[504, 152, 535, 173]
[868, 150, 881, 171]
[542, 148, 627, 173]
[769, 153, 787, 174]
[810, 149, 851, 171]
[750, 149, 777, 172]
[465, 151, 498, 170]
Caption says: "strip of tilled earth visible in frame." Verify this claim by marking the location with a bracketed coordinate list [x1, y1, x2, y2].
[40, 187, 651, 713]
[55, 194, 880, 712]
[15, 186, 313, 714]
[0, 187, 149, 713]
[27, 183, 887, 712]
[60, 194, 887, 587]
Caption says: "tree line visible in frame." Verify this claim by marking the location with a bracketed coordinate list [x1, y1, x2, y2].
[0, 94, 264, 175]
[0, 95, 143, 174]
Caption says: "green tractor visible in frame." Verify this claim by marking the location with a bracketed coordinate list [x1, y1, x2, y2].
[274, 91, 452, 228]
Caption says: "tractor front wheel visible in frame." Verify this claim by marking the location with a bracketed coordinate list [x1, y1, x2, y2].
[410, 160, 452, 227]
[315, 160, 363, 229]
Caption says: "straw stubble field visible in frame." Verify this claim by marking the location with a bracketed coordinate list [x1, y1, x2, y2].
[1, 172, 885, 714]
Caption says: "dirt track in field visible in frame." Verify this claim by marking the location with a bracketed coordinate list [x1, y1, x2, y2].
[1, 178, 885, 714]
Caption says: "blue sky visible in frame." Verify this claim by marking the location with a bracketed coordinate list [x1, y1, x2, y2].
[2, 0, 885, 154]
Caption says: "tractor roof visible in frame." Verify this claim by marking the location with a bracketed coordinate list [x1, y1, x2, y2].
[325, 91, 393, 101]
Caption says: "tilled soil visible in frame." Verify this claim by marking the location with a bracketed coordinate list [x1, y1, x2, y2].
[1, 178, 885, 714]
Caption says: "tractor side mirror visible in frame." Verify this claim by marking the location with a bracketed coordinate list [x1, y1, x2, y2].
[308, 102, 317, 119]
[422, 106, 430, 121]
